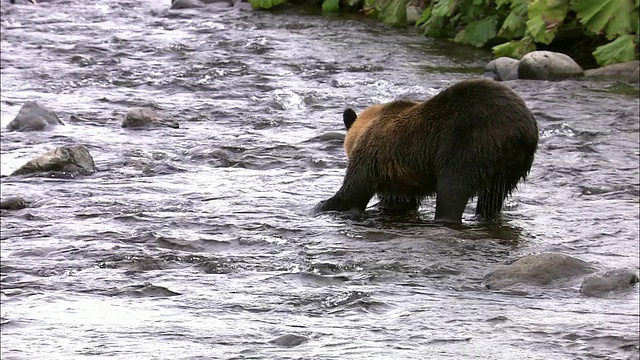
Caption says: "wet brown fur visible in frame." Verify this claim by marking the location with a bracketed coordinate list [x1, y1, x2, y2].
[316, 78, 539, 223]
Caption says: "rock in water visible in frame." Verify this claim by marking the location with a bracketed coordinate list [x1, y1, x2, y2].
[268, 334, 309, 348]
[483, 252, 594, 290]
[170, 0, 234, 9]
[12, 144, 96, 176]
[122, 107, 179, 129]
[580, 269, 639, 297]
[6, 101, 64, 131]
[585, 60, 640, 83]
[0, 196, 27, 210]
[484, 57, 520, 81]
[518, 51, 584, 80]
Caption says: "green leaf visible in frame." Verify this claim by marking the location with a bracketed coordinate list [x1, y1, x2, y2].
[322, 0, 340, 12]
[415, 7, 432, 26]
[379, 0, 407, 27]
[499, 11, 527, 38]
[454, 17, 498, 47]
[492, 38, 536, 58]
[346, 0, 362, 6]
[461, 0, 486, 20]
[432, 0, 457, 17]
[421, 15, 448, 37]
[495, 0, 528, 14]
[510, 0, 529, 16]
[495, 0, 510, 8]
[572, 0, 635, 40]
[527, 0, 569, 44]
[592, 34, 638, 65]
[248, 0, 287, 9]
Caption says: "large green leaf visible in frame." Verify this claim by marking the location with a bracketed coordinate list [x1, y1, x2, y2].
[415, 7, 432, 26]
[461, 0, 487, 20]
[322, 0, 339, 12]
[527, 0, 569, 44]
[495, 0, 510, 8]
[421, 15, 448, 37]
[495, 0, 528, 14]
[492, 38, 536, 58]
[592, 34, 638, 65]
[379, 0, 407, 26]
[510, 0, 529, 16]
[432, 0, 457, 17]
[454, 17, 498, 47]
[248, 0, 287, 9]
[498, 11, 527, 38]
[572, 0, 635, 40]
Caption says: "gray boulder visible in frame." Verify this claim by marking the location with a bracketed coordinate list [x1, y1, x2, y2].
[12, 144, 96, 176]
[170, 0, 233, 9]
[580, 269, 639, 297]
[518, 51, 584, 80]
[6, 101, 64, 131]
[406, 2, 425, 25]
[484, 57, 520, 81]
[122, 108, 179, 129]
[584, 60, 640, 83]
[0, 196, 27, 210]
[483, 252, 594, 290]
[268, 334, 309, 348]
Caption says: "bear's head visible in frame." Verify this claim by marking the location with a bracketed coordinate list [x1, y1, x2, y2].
[342, 105, 384, 159]
[342, 100, 418, 159]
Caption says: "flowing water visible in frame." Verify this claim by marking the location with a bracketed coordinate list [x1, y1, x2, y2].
[1, 1, 639, 359]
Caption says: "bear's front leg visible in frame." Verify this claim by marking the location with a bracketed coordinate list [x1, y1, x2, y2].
[314, 162, 375, 214]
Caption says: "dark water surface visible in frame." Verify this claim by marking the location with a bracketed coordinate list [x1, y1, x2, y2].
[1, 1, 639, 359]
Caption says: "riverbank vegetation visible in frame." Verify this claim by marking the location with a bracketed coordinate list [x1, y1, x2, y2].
[248, 0, 639, 68]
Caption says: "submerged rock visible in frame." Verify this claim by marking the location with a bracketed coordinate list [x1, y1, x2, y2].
[0, 196, 27, 210]
[12, 144, 96, 176]
[268, 334, 309, 348]
[580, 269, 639, 297]
[518, 51, 584, 80]
[170, 0, 234, 9]
[483, 252, 594, 290]
[122, 107, 179, 129]
[585, 60, 640, 83]
[484, 57, 520, 81]
[6, 101, 64, 131]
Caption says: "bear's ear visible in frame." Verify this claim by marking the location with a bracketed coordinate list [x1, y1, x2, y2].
[343, 108, 357, 130]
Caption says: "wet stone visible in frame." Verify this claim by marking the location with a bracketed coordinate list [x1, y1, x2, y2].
[580, 269, 639, 297]
[484, 57, 520, 81]
[268, 334, 309, 348]
[518, 51, 584, 80]
[122, 107, 179, 129]
[6, 101, 64, 131]
[11, 144, 96, 176]
[483, 253, 594, 290]
[0, 196, 27, 210]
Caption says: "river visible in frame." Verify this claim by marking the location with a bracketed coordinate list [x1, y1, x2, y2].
[1, 1, 639, 359]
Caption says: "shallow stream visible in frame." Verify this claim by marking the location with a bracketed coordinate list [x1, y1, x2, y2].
[1, 1, 639, 359]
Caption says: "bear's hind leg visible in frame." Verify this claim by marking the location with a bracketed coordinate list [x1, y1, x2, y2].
[378, 195, 419, 215]
[434, 182, 472, 224]
[476, 180, 514, 222]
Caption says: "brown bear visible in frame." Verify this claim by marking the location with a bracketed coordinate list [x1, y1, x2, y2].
[315, 78, 539, 224]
